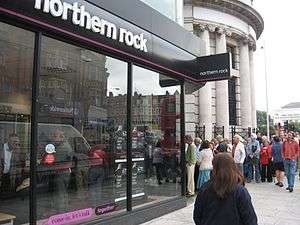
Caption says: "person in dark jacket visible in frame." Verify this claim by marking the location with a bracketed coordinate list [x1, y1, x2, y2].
[193, 153, 257, 225]
[271, 136, 284, 187]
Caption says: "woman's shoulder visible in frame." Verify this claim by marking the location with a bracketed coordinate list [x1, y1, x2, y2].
[198, 180, 212, 193]
[235, 184, 251, 200]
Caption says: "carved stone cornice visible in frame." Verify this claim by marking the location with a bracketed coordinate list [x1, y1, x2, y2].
[225, 29, 232, 37]
[248, 40, 256, 51]
[207, 24, 216, 33]
[189, 0, 264, 39]
[239, 36, 256, 50]
[194, 21, 257, 51]
[215, 27, 225, 35]
[198, 24, 206, 32]
[242, 37, 250, 45]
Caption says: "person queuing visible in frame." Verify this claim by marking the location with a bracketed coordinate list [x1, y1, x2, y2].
[224, 138, 233, 153]
[194, 137, 202, 191]
[185, 135, 196, 197]
[271, 136, 284, 187]
[282, 132, 299, 192]
[245, 133, 261, 183]
[196, 140, 213, 189]
[244, 138, 253, 182]
[215, 135, 228, 154]
[193, 153, 257, 225]
[209, 138, 217, 155]
[260, 136, 273, 183]
[232, 135, 246, 174]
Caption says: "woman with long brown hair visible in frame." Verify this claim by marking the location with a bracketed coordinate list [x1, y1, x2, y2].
[193, 153, 257, 225]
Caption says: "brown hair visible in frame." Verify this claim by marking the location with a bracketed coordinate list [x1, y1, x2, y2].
[211, 153, 244, 199]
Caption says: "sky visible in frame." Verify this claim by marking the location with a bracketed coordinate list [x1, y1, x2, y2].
[253, 1, 300, 111]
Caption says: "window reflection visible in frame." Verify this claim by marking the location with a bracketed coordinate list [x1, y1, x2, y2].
[0, 22, 34, 225]
[131, 66, 181, 208]
[140, 0, 177, 21]
[36, 37, 127, 224]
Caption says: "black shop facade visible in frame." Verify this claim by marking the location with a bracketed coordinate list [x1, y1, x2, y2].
[0, 0, 230, 224]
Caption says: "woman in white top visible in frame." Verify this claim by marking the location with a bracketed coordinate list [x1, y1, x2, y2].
[197, 140, 214, 189]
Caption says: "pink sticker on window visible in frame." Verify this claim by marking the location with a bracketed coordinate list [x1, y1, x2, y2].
[43, 208, 93, 225]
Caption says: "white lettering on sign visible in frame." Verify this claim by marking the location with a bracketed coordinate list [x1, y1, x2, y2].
[199, 68, 228, 76]
[34, 0, 148, 52]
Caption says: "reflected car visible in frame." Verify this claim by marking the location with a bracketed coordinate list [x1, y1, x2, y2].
[0, 121, 109, 193]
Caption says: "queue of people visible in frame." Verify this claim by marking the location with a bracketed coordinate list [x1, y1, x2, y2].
[192, 131, 299, 225]
[186, 131, 300, 197]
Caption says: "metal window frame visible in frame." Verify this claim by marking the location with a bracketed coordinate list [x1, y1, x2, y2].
[126, 62, 133, 211]
[180, 82, 186, 196]
[29, 31, 41, 225]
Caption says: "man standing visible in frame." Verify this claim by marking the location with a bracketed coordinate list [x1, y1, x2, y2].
[232, 135, 246, 174]
[194, 137, 202, 191]
[185, 135, 196, 197]
[0, 133, 25, 194]
[246, 133, 261, 183]
[282, 132, 299, 192]
[215, 135, 228, 153]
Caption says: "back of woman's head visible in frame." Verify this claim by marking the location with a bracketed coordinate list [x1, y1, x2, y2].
[201, 140, 210, 149]
[273, 136, 280, 143]
[211, 153, 244, 199]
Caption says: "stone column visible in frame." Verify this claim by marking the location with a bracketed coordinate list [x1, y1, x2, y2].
[215, 27, 229, 138]
[198, 25, 212, 140]
[249, 43, 257, 128]
[239, 38, 252, 128]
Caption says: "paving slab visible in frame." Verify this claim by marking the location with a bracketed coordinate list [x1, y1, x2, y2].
[142, 178, 300, 225]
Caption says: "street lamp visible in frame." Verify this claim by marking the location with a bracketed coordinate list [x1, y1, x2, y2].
[261, 42, 270, 140]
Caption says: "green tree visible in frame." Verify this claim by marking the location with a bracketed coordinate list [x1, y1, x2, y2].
[287, 121, 300, 132]
[256, 110, 275, 135]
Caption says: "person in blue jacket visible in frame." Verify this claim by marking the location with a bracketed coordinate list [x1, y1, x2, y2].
[193, 153, 257, 225]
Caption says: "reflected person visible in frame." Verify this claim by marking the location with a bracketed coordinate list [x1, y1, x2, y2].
[0, 133, 25, 195]
[48, 129, 73, 212]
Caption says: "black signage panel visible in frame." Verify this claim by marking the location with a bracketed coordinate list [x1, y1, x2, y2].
[0, 0, 229, 83]
[196, 53, 231, 82]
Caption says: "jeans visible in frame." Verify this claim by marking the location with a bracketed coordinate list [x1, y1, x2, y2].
[236, 163, 244, 175]
[244, 160, 252, 181]
[284, 159, 297, 188]
[249, 158, 261, 182]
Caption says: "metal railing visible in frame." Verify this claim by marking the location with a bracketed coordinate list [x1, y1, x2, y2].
[195, 125, 205, 140]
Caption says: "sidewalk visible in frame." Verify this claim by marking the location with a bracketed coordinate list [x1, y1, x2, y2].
[142, 179, 300, 225]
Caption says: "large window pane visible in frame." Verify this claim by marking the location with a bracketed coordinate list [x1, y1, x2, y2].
[131, 65, 181, 208]
[0, 22, 34, 224]
[36, 36, 127, 224]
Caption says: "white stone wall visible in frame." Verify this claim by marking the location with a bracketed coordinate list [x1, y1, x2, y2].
[193, 7, 257, 40]
[183, 1, 262, 139]
[185, 94, 197, 138]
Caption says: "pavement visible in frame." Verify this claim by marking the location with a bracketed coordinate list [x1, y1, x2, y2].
[142, 178, 300, 225]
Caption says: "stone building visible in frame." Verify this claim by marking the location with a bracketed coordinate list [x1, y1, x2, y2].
[183, 0, 264, 139]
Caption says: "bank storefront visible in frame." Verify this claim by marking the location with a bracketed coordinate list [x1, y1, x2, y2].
[0, 0, 224, 224]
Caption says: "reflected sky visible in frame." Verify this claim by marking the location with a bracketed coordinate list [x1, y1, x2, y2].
[133, 65, 180, 95]
[140, 0, 176, 21]
[106, 57, 128, 95]
[106, 58, 180, 96]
